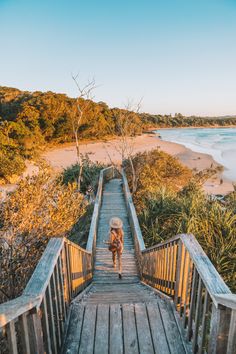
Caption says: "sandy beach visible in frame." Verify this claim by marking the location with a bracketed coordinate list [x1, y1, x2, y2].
[43, 133, 234, 195]
[0, 133, 234, 198]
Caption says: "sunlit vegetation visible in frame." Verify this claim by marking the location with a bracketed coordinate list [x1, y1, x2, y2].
[125, 149, 236, 291]
[1, 86, 236, 181]
[0, 159, 105, 303]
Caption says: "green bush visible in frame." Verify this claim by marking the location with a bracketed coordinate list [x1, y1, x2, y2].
[0, 151, 25, 181]
[127, 149, 236, 291]
[62, 156, 106, 194]
[138, 182, 236, 291]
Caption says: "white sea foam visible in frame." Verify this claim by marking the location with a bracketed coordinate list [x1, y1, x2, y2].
[155, 127, 236, 182]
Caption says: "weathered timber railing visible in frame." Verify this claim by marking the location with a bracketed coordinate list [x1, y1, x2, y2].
[0, 166, 115, 354]
[86, 166, 115, 260]
[0, 238, 92, 354]
[122, 170, 236, 354]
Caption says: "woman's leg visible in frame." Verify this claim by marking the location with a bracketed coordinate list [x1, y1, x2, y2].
[112, 251, 116, 267]
[117, 251, 122, 277]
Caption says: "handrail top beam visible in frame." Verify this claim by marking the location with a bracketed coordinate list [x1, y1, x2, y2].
[214, 294, 236, 310]
[121, 169, 145, 251]
[180, 234, 231, 298]
[0, 295, 40, 327]
[23, 237, 65, 298]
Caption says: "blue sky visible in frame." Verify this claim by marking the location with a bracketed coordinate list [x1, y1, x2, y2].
[0, 0, 236, 115]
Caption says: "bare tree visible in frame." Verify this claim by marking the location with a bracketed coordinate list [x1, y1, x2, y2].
[113, 99, 143, 193]
[71, 73, 96, 190]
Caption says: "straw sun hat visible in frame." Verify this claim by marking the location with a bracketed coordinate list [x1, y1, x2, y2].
[109, 217, 123, 229]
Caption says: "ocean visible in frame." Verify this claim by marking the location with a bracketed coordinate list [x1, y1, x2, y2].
[155, 127, 236, 182]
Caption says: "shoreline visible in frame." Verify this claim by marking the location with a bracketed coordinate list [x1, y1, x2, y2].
[0, 133, 234, 198]
[42, 133, 234, 195]
[147, 125, 236, 131]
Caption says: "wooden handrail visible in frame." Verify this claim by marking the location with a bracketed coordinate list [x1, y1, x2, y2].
[143, 234, 231, 302]
[86, 166, 115, 252]
[0, 165, 115, 354]
[0, 237, 92, 354]
[122, 170, 236, 354]
[0, 296, 40, 327]
[24, 238, 64, 297]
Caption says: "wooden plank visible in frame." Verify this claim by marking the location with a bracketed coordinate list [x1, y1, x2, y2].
[187, 267, 198, 340]
[0, 295, 39, 327]
[122, 304, 139, 354]
[6, 321, 18, 354]
[46, 283, 57, 354]
[214, 294, 236, 310]
[66, 243, 73, 300]
[208, 302, 232, 354]
[63, 303, 85, 353]
[174, 241, 183, 308]
[51, 272, 61, 348]
[227, 309, 236, 354]
[40, 296, 52, 354]
[182, 258, 193, 328]
[158, 300, 185, 354]
[61, 246, 70, 308]
[94, 304, 109, 354]
[27, 309, 44, 354]
[192, 278, 203, 352]
[58, 252, 67, 319]
[110, 304, 123, 354]
[19, 313, 31, 354]
[146, 303, 170, 354]
[198, 291, 210, 354]
[79, 304, 97, 354]
[135, 303, 154, 354]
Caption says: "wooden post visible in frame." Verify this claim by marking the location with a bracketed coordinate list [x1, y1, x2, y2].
[19, 313, 31, 354]
[6, 321, 18, 354]
[227, 309, 236, 354]
[27, 308, 44, 354]
[174, 240, 183, 309]
[208, 303, 231, 354]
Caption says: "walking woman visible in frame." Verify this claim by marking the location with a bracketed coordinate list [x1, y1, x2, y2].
[107, 217, 124, 279]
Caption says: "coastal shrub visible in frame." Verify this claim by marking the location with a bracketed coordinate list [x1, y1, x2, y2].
[138, 186, 236, 291]
[127, 150, 236, 291]
[62, 156, 106, 194]
[124, 149, 192, 210]
[0, 169, 86, 302]
[0, 151, 25, 182]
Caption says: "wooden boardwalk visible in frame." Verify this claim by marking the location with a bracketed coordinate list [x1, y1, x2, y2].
[63, 179, 188, 354]
[1, 170, 235, 354]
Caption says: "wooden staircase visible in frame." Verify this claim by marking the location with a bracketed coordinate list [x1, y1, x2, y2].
[63, 179, 187, 353]
[0, 167, 235, 354]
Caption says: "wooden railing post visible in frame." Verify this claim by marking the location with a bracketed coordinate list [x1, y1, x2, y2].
[208, 303, 231, 354]
[174, 240, 183, 308]
[6, 321, 17, 354]
[227, 309, 236, 354]
[27, 308, 44, 354]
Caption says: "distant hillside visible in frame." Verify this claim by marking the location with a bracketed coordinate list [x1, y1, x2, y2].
[0, 86, 236, 182]
[141, 112, 236, 128]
